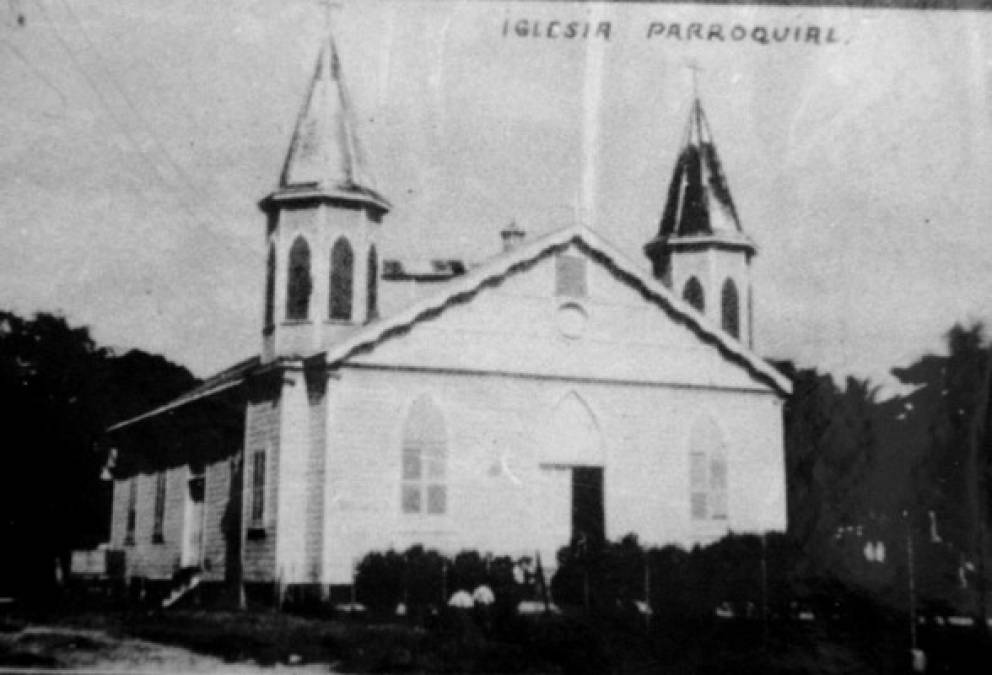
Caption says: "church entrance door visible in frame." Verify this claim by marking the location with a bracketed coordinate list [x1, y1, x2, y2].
[571, 467, 604, 544]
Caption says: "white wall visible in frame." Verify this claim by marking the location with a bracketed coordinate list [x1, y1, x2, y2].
[317, 245, 786, 583]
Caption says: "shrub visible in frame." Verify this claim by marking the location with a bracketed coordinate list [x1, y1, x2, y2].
[355, 549, 405, 615]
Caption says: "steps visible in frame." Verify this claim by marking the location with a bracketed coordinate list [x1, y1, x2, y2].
[162, 568, 201, 608]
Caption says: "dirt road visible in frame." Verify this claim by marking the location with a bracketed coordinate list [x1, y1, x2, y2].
[0, 625, 334, 673]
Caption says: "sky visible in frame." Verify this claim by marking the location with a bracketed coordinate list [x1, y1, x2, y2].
[1, 0, 990, 394]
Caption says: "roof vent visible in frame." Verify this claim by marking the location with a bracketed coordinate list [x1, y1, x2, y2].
[500, 220, 526, 252]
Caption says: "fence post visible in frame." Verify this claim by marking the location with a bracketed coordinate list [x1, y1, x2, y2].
[643, 551, 651, 633]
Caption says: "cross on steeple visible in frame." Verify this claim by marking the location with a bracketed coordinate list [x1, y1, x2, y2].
[685, 60, 704, 100]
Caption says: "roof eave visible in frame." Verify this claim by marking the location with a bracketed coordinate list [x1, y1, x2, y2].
[258, 184, 392, 213]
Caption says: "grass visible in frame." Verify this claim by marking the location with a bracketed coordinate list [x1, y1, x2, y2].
[3, 604, 992, 674]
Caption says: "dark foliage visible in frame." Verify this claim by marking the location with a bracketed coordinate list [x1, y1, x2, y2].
[0, 311, 197, 601]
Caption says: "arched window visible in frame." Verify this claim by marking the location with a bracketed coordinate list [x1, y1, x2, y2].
[264, 244, 275, 328]
[721, 279, 740, 339]
[286, 236, 312, 321]
[689, 416, 728, 521]
[401, 395, 446, 515]
[329, 237, 354, 321]
[366, 245, 378, 321]
[683, 276, 705, 313]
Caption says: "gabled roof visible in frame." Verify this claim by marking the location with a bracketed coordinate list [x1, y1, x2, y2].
[107, 356, 260, 432]
[324, 224, 791, 395]
[262, 34, 390, 212]
[646, 98, 755, 253]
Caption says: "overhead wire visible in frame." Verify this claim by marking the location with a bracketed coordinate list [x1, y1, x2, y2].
[27, 0, 244, 255]
[54, 0, 234, 234]
[0, 32, 68, 113]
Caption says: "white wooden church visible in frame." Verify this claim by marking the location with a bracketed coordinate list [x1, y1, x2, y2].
[105, 32, 789, 601]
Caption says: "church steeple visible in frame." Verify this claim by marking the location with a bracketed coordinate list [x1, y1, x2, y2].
[644, 96, 757, 346]
[260, 33, 389, 363]
[266, 37, 389, 211]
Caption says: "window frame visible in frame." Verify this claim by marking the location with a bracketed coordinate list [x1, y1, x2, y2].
[263, 244, 276, 329]
[286, 236, 312, 321]
[366, 245, 378, 321]
[329, 237, 354, 321]
[720, 278, 740, 339]
[688, 417, 729, 523]
[683, 276, 705, 313]
[400, 396, 447, 517]
[152, 472, 166, 543]
[125, 477, 137, 546]
[250, 449, 266, 527]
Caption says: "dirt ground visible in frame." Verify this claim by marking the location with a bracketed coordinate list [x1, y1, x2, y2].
[0, 624, 336, 673]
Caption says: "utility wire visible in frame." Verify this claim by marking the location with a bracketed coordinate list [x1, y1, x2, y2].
[55, 0, 232, 232]
[28, 0, 229, 244]
[0, 33, 67, 112]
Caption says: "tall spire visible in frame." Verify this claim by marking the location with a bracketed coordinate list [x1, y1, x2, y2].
[266, 34, 389, 212]
[654, 97, 749, 242]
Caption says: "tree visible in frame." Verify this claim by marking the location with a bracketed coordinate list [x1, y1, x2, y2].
[0, 311, 196, 600]
[889, 322, 992, 617]
[773, 362, 881, 577]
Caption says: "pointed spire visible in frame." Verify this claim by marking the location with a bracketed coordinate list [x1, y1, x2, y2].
[265, 34, 389, 212]
[653, 97, 751, 245]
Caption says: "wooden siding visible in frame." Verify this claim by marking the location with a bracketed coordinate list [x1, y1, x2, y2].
[111, 458, 237, 582]
[242, 395, 280, 581]
[201, 457, 236, 582]
[304, 371, 328, 583]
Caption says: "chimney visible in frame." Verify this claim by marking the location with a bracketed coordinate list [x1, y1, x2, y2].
[500, 220, 526, 252]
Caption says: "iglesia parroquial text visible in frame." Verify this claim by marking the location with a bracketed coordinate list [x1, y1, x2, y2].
[502, 18, 842, 46]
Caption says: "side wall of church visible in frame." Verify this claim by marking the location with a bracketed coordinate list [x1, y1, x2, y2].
[241, 370, 328, 587]
[109, 458, 234, 582]
[201, 458, 236, 583]
[110, 468, 182, 579]
[242, 394, 281, 581]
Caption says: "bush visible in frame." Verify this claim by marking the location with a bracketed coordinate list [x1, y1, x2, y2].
[355, 549, 405, 615]
[355, 547, 531, 627]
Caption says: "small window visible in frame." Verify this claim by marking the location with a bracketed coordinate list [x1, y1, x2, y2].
[683, 276, 705, 313]
[689, 452, 708, 519]
[721, 279, 740, 339]
[152, 472, 166, 543]
[264, 244, 276, 328]
[330, 237, 354, 321]
[555, 255, 587, 298]
[286, 237, 312, 320]
[367, 245, 378, 321]
[689, 417, 728, 521]
[250, 450, 266, 525]
[710, 454, 728, 519]
[401, 396, 446, 515]
[125, 478, 137, 545]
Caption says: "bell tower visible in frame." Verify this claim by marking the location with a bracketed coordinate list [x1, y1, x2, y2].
[259, 34, 390, 363]
[644, 96, 756, 347]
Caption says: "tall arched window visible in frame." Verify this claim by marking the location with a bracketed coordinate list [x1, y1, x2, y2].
[264, 244, 275, 328]
[366, 245, 378, 321]
[689, 416, 728, 521]
[401, 395, 446, 515]
[721, 279, 740, 339]
[683, 276, 705, 313]
[286, 236, 312, 321]
[329, 237, 354, 321]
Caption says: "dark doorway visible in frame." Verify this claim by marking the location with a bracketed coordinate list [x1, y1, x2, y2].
[571, 467, 604, 545]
